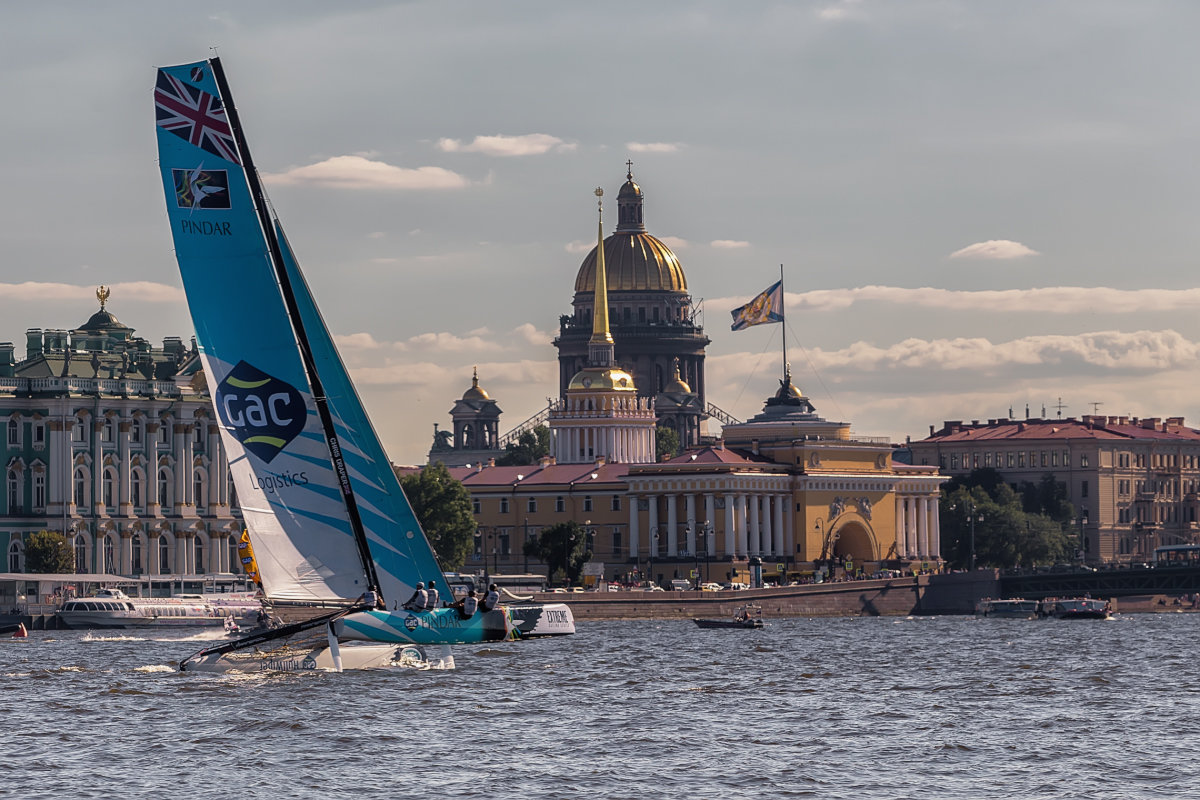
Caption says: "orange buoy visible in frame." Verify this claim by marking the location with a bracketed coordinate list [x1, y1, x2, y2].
[11, 622, 28, 638]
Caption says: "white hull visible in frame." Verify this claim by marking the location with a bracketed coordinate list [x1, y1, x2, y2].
[180, 642, 454, 673]
[508, 603, 576, 637]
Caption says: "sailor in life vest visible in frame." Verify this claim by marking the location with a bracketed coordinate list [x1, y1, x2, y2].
[424, 580, 440, 610]
[480, 583, 500, 613]
[453, 589, 479, 620]
[402, 582, 427, 611]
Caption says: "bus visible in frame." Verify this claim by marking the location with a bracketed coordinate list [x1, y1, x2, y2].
[1153, 544, 1200, 567]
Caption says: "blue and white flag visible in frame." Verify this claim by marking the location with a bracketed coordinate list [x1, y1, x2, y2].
[730, 280, 784, 330]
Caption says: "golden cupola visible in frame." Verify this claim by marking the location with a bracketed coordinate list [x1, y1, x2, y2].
[573, 167, 687, 294]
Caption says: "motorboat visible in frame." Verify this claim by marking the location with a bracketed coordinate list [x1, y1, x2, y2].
[1040, 597, 1111, 620]
[57, 588, 263, 629]
[975, 598, 1039, 619]
[694, 604, 764, 629]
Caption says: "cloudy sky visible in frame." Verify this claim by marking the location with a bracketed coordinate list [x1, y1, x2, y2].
[4, 1, 1200, 464]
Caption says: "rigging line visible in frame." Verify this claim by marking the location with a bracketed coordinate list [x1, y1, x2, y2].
[785, 316, 849, 424]
[728, 324, 780, 415]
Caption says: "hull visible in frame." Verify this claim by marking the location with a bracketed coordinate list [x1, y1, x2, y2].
[1044, 598, 1111, 620]
[975, 599, 1039, 619]
[508, 603, 576, 637]
[181, 642, 452, 673]
[693, 618, 764, 629]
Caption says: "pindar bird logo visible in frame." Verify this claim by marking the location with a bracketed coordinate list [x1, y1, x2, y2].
[215, 361, 307, 463]
[173, 163, 229, 210]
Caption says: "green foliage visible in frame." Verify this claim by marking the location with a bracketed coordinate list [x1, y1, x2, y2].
[496, 425, 550, 466]
[940, 483, 1071, 570]
[1018, 473, 1076, 523]
[655, 426, 680, 461]
[523, 520, 592, 586]
[25, 531, 73, 573]
[397, 462, 475, 570]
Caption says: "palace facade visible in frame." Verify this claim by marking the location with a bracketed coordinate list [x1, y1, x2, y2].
[0, 290, 244, 583]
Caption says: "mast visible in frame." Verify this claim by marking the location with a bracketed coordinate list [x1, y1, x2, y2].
[779, 264, 787, 383]
[208, 57, 383, 604]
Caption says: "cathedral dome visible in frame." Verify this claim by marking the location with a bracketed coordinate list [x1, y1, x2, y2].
[78, 287, 131, 333]
[574, 233, 687, 293]
[567, 365, 637, 392]
[461, 368, 490, 401]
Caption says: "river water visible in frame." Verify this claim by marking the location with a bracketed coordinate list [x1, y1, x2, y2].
[2, 613, 1197, 799]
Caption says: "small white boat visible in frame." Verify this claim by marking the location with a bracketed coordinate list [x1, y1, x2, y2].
[975, 598, 1039, 619]
[1041, 597, 1111, 620]
[57, 588, 263, 630]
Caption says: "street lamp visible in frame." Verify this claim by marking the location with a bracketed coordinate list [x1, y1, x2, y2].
[703, 520, 713, 584]
[1077, 510, 1089, 563]
[951, 501, 983, 571]
[649, 528, 658, 589]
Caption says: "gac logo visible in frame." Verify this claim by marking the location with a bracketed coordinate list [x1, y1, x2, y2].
[215, 360, 307, 463]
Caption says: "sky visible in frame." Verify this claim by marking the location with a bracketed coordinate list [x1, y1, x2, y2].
[3, 1, 1200, 465]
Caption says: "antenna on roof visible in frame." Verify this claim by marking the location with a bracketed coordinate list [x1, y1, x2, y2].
[1054, 397, 1067, 418]
[1090, 401, 1103, 415]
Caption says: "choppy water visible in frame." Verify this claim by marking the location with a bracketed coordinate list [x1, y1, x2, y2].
[2, 613, 1198, 799]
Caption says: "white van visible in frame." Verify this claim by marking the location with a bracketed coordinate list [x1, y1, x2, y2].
[670, 579, 693, 591]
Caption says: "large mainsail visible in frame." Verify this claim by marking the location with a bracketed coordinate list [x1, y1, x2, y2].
[154, 59, 436, 607]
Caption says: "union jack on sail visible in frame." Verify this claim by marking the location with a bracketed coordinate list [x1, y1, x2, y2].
[155, 70, 240, 165]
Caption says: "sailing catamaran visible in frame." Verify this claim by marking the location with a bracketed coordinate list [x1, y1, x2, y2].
[154, 57, 574, 671]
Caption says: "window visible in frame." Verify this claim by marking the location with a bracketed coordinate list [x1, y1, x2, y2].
[194, 538, 205, 573]
[158, 468, 172, 508]
[984, 453, 992, 468]
[950, 454, 959, 470]
[499, 498, 509, 514]
[1041, 451, 1048, 467]
[612, 530, 622, 551]
[6, 469, 18, 511]
[159, 536, 171, 573]
[1081, 454, 1089, 468]
[8, 540, 22, 572]
[1063, 450, 1070, 467]
[33, 422, 45, 446]
[1081, 480, 1089, 498]
[103, 469, 116, 510]
[611, 496, 621, 512]
[555, 496, 565, 513]
[583, 496, 593, 512]
[74, 468, 88, 508]
[194, 470, 206, 509]
[1018, 451, 1025, 468]
[159, 422, 170, 446]
[104, 536, 117, 574]
[72, 419, 86, 443]
[1007, 452, 1015, 468]
[102, 418, 115, 443]
[74, 534, 88, 573]
[1051, 451, 1058, 467]
[472, 498, 481, 514]
[193, 424, 204, 446]
[499, 532, 511, 555]
[6, 419, 18, 446]
[131, 470, 143, 509]
[130, 419, 142, 444]
[972, 453, 980, 469]
[527, 498, 537, 513]
[132, 537, 143, 574]
[33, 472, 45, 509]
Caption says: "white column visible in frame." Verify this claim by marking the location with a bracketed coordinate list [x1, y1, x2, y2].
[685, 494, 697, 555]
[748, 495, 760, 555]
[48, 420, 64, 513]
[760, 495, 773, 556]
[895, 495, 907, 558]
[931, 498, 941, 559]
[735, 494, 748, 556]
[907, 498, 919, 557]
[92, 419, 104, 515]
[118, 421, 132, 516]
[628, 496, 639, 559]
[723, 494, 735, 556]
[918, 498, 929, 560]
[705, 494, 717, 556]
[666, 493, 678, 556]
[773, 495, 785, 556]
[648, 495, 659, 559]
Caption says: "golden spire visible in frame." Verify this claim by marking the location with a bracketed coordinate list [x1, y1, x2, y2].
[96, 285, 110, 309]
[588, 187, 614, 362]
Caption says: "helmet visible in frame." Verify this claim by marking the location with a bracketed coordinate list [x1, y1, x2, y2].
[489, 583, 498, 590]
[416, 582, 424, 589]
[468, 589, 476, 596]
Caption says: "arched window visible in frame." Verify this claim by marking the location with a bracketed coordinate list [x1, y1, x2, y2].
[158, 536, 171, 573]
[72, 418, 86, 442]
[194, 537, 205, 574]
[74, 534, 88, 573]
[103, 535, 117, 574]
[103, 468, 117, 510]
[158, 468, 173, 509]
[194, 470, 207, 511]
[8, 540, 23, 572]
[159, 420, 171, 446]
[33, 470, 45, 510]
[6, 418, 18, 446]
[73, 467, 89, 508]
[6, 469, 19, 512]
[130, 469, 143, 510]
[102, 417, 116, 443]
[131, 536, 144, 574]
[130, 418, 143, 444]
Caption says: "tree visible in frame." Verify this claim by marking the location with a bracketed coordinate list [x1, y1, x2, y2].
[496, 425, 550, 466]
[396, 462, 475, 570]
[524, 520, 592, 586]
[656, 426, 680, 461]
[940, 483, 1070, 570]
[25, 531, 73, 573]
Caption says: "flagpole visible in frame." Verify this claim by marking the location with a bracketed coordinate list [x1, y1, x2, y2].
[779, 263, 786, 384]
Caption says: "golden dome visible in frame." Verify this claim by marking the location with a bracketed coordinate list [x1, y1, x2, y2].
[574, 233, 687, 294]
[663, 360, 692, 394]
[462, 367, 490, 401]
[567, 366, 638, 392]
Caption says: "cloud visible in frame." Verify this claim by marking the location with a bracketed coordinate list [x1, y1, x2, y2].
[565, 240, 594, 255]
[710, 285, 1200, 315]
[711, 240, 751, 249]
[333, 332, 386, 350]
[264, 156, 469, 189]
[511, 323, 553, 347]
[658, 236, 688, 250]
[0, 281, 185, 304]
[437, 134, 575, 157]
[949, 240, 1040, 260]
[626, 142, 682, 153]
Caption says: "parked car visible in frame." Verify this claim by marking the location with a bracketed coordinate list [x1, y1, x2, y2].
[700, 582, 723, 592]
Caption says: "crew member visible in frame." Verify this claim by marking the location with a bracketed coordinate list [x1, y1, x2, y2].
[480, 583, 500, 613]
[402, 582, 427, 611]
[452, 589, 478, 620]
[424, 580, 440, 610]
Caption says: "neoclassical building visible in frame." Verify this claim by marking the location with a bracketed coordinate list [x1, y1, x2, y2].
[553, 166, 710, 449]
[0, 289, 244, 583]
